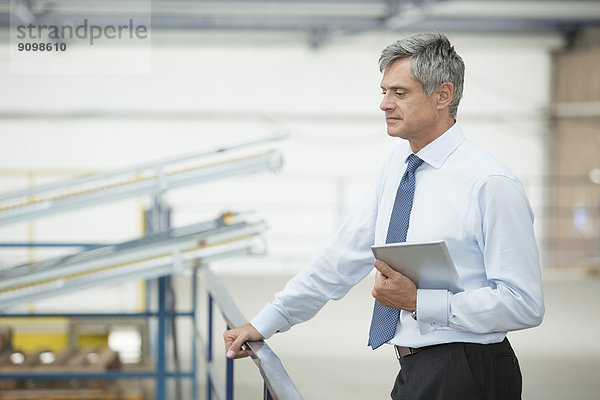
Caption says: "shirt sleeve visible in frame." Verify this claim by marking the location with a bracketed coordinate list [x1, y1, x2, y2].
[439, 175, 545, 333]
[250, 158, 391, 339]
[415, 289, 449, 334]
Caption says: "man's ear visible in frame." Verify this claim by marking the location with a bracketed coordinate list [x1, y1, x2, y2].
[437, 82, 454, 110]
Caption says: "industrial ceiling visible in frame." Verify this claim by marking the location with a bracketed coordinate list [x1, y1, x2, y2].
[2, 0, 600, 47]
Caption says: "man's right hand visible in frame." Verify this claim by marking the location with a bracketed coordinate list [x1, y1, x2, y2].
[223, 323, 264, 359]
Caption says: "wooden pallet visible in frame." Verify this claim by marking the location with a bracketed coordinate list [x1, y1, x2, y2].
[0, 347, 120, 373]
[0, 347, 146, 398]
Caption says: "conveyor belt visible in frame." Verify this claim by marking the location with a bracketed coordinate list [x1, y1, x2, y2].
[0, 135, 284, 226]
[0, 214, 267, 310]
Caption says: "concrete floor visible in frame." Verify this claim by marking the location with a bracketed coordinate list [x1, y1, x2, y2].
[215, 269, 600, 400]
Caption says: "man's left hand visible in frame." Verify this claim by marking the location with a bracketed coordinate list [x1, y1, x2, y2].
[372, 259, 417, 312]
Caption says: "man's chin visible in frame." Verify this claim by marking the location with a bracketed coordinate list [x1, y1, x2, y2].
[386, 129, 405, 139]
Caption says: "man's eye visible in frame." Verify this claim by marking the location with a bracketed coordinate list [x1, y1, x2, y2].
[381, 90, 387, 95]
[395, 92, 405, 97]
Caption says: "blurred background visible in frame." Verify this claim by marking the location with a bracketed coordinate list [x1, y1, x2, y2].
[0, 0, 599, 399]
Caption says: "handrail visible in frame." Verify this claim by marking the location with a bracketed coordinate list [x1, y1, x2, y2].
[202, 267, 303, 400]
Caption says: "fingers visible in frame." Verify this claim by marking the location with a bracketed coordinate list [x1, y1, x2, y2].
[372, 259, 418, 311]
[372, 270, 389, 304]
[372, 261, 391, 300]
[226, 334, 251, 359]
[223, 323, 264, 359]
[373, 259, 395, 278]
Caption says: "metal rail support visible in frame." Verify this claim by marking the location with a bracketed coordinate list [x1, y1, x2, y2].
[207, 295, 214, 400]
[156, 276, 168, 400]
[145, 195, 171, 400]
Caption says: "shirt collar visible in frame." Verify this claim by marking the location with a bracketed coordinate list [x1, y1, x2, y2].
[404, 122, 465, 169]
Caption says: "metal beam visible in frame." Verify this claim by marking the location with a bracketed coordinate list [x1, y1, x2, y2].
[2, 0, 600, 35]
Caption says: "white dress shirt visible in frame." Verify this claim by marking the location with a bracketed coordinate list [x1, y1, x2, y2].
[251, 122, 544, 347]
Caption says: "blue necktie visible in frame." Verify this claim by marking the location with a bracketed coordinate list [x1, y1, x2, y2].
[368, 154, 424, 349]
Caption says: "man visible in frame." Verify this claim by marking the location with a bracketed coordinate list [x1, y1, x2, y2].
[224, 32, 544, 399]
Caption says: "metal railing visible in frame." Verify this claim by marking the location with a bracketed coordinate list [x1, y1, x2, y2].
[201, 267, 302, 400]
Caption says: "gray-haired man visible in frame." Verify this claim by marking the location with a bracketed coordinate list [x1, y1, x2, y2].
[224, 33, 544, 399]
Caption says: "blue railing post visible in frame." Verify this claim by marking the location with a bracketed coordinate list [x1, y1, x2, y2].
[157, 276, 167, 400]
[192, 269, 198, 400]
[207, 294, 214, 400]
[226, 350, 234, 400]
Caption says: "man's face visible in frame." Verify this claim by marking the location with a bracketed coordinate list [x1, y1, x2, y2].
[379, 58, 440, 142]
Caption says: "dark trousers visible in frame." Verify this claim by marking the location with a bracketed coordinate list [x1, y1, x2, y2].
[391, 338, 522, 400]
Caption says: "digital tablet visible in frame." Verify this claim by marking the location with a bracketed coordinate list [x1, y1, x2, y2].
[371, 241, 464, 293]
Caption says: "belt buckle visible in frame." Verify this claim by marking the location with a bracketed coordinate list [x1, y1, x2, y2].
[394, 345, 414, 359]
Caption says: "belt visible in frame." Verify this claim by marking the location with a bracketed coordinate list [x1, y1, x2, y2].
[394, 344, 440, 359]
[394, 345, 422, 359]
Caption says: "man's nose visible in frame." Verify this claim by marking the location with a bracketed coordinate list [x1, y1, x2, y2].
[380, 95, 394, 112]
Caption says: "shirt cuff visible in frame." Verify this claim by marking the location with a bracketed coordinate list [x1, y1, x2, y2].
[416, 289, 449, 334]
[250, 303, 292, 339]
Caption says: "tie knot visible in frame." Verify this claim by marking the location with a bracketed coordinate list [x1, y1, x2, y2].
[406, 154, 424, 173]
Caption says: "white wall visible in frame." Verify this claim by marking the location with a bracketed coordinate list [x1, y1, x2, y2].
[0, 30, 563, 312]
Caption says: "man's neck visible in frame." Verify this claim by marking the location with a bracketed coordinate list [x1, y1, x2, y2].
[409, 116, 456, 153]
